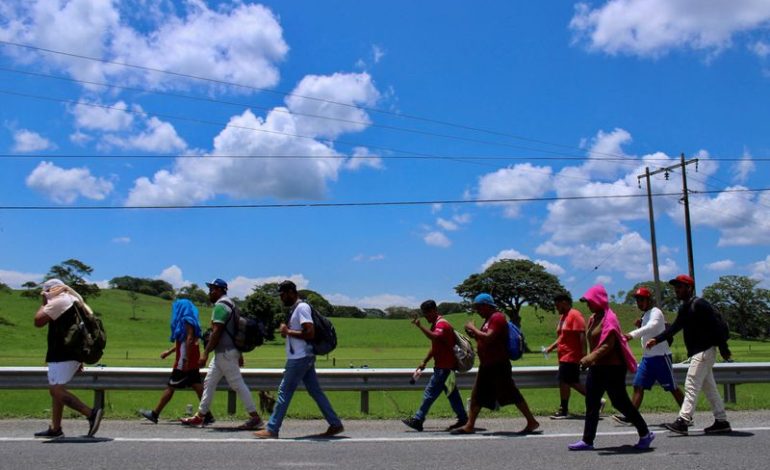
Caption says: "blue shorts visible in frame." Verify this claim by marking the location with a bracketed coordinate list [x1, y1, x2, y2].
[633, 354, 677, 392]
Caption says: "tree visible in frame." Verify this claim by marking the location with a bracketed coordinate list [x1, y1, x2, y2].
[0, 282, 11, 294]
[702, 275, 770, 339]
[623, 281, 679, 312]
[109, 276, 174, 298]
[242, 283, 283, 341]
[128, 291, 139, 320]
[21, 281, 41, 298]
[455, 259, 566, 327]
[299, 289, 334, 317]
[46, 259, 100, 301]
[437, 302, 465, 316]
[177, 283, 209, 306]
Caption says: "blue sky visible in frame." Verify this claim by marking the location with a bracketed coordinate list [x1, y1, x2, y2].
[1, 0, 769, 307]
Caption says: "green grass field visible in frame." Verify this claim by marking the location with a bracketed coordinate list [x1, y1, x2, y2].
[1, 289, 769, 420]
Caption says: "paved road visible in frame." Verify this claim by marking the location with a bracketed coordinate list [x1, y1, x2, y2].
[2, 411, 768, 469]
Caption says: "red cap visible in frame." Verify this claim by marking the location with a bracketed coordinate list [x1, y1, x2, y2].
[669, 274, 695, 286]
[634, 287, 652, 298]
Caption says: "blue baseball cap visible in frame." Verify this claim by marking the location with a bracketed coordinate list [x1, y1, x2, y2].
[205, 278, 228, 291]
[473, 293, 496, 307]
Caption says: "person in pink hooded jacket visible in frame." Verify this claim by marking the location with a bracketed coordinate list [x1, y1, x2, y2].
[568, 284, 654, 451]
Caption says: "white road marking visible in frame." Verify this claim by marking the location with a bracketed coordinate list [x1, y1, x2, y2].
[1, 427, 769, 444]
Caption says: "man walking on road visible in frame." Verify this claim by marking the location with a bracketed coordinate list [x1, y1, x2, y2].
[181, 278, 263, 429]
[646, 274, 732, 435]
[451, 293, 539, 435]
[33, 279, 103, 439]
[402, 300, 468, 432]
[545, 292, 595, 419]
[613, 287, 684, 424]
[254, 280, 344, 439]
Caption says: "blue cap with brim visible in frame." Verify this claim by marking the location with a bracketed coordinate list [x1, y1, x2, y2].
[205, 278, 228, 291]
[473, 293, 496, 307]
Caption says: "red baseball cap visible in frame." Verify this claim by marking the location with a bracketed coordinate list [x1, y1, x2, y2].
[633, 287, 652, 298]
[669, 274, 695, 286]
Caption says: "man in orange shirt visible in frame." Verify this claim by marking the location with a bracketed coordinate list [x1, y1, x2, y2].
[546, 292, 601, 418]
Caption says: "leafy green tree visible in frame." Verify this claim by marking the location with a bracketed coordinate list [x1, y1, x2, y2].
[0, 282, 11, 294]
[332, 305, 367, 318]
[299, 289, 334, 317]
[242, 283, 283, 341]
[385, 306, 419, 319]
[177, 283, 209, 306]
[109, 276, 174, 298]
[455, 259, 566, 327]
[21, 281, 41, 298]
[46, 259, 100, 301]
[437, 302, 465, 316]
[702, 275, 770, 339]
[623, 281, 679, 312]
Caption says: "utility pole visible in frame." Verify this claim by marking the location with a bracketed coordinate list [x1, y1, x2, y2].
[638, 153, 699, 296]
[637, 167, 662, 306]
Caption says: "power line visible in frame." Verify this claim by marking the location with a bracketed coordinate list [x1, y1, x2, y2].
[0, 40, 650, 161]
[0, 188, 765, 211]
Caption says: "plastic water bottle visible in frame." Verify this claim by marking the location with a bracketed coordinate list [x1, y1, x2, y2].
[541, 345, 549, 360]
[409, 368, 423, 385]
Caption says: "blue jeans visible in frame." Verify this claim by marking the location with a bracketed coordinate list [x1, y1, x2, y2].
[414, 368, 468, 422]
[267, 355, 342, 434]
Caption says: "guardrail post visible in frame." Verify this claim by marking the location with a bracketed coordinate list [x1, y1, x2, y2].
[94, 390, 105, 410]
[228, 390, 236, 415]
[360, 377, 369, 414]
[723, 384, 737, 404]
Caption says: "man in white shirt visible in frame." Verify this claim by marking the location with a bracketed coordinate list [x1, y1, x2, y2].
[253, 280, 344, 439]
[613, 287, 684, 424]
[33, 279, 104, 438]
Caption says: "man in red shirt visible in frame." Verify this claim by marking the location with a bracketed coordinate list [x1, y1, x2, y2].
[451, 293, 539, 435]
[545, 292, 593, 419]
[402, 300, 468, 432]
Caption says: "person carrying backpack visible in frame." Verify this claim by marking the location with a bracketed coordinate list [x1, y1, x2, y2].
[181, 278, 263, 430]
[451, 293, 539, 435]
[253, 280, 344, 439]
[33, 279, 104, 439]
[402, 300, 468, 432]
[646, 274, 732, 435]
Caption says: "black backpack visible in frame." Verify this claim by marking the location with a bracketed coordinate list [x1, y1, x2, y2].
[62, 302, 107, 364]
[307, 303, 337, 356]
[222, 299, 266, 352]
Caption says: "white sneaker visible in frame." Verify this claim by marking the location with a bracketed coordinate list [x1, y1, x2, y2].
[599, 398, 607, 414]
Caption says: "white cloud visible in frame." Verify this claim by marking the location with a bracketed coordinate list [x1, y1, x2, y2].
[126, 72, 380, 206]
[156, 265, 190, 289]
[477, 163, 553, 217]
[595, 275, 613, 285]
[25, 161, 113, 203]
[324, 292, 419, 309]
[751, 40, 770, 58]
[353, 254, 385, 262]
[750, 255, 770, 287]
[687, 187, 770, 246]
[436, 218, 459, 231]
[0, 269, 44, 288]
[102, 116, 187, 152]
[372, 45, 385, 63]
[12, 129, 55, 152]
[570, 0, 770, 58]
[706, 259, 735, 271]
[424, 231, 451, 248]
[344, 147, 383, 171]
[0, 1, 288, 93]
[72, 101, 134, 131]
[285, 72, 380, 139]
[733, 151, 755, 183]
[227, 274, 309, 299]
[480, 248, 566, 276]
[112, 236, 131, 244]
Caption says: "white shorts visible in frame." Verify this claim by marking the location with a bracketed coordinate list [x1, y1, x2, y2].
[47, 361, 80, 385]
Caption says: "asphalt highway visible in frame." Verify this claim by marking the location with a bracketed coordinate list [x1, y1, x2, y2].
[1, 411, 768, 469]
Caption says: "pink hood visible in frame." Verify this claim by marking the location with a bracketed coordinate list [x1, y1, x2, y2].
[582, 285, 637, 373]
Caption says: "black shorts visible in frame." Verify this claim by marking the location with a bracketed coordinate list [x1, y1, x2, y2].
[167, 369, 202, 389]
[472, 361, 524, 410]
[558, 362, 582, 384]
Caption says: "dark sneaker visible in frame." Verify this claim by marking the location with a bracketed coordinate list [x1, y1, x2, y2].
[612, 414, 631, 425]
[550, 408, 569, 420]
[664, 417, 690, 436]
[34, 427, 63, 439]
[704, 420, 732, 434]
[445, 418, 468, 431]
[634, 431, 655, 450]
[238, 415, 264, 430]
[203, 412, 216, 425]
[180, 414, 204, 427]
[321, 424, 345, 437]
[402, 417, 424, 432]
[139, 409, 158, 424]
[87, 407, 104, 437]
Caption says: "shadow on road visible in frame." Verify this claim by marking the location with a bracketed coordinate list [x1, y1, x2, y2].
[43, 436, 113, 444]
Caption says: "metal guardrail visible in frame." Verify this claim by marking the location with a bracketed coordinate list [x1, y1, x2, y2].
[1, 362, 767, 414]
